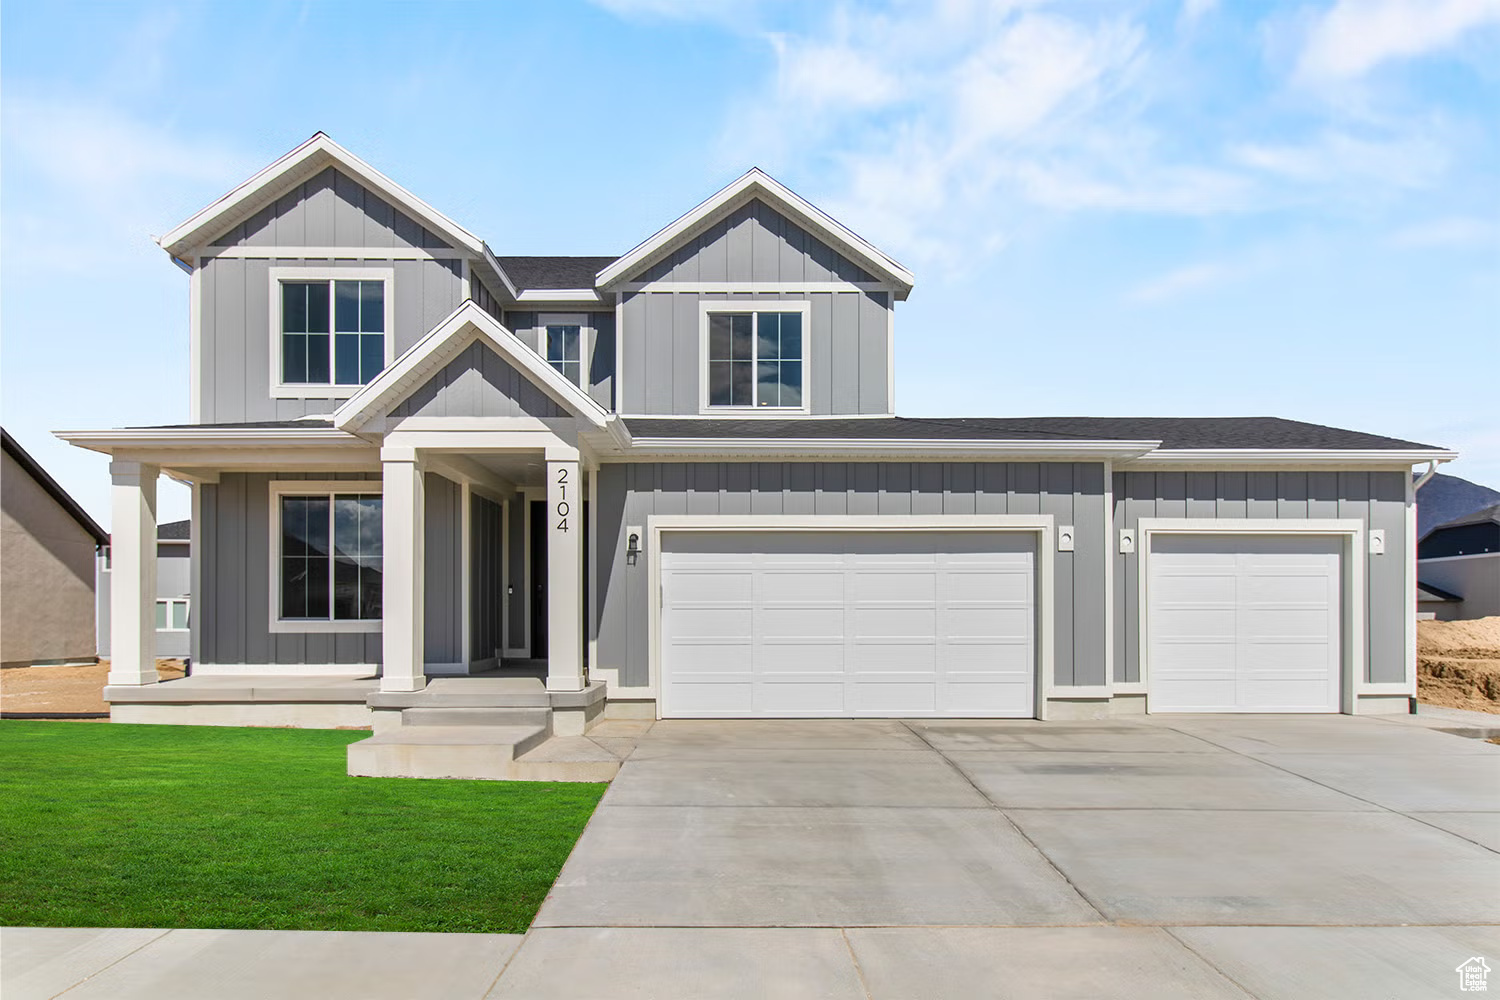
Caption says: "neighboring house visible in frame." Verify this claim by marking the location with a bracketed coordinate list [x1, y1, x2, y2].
[60, 133, 1457, 733]
[1418, 504, 1500, 621]
[96, 519, 193, 660]
[1, 429, 108, 667]
[1416, 472, 1500, 538]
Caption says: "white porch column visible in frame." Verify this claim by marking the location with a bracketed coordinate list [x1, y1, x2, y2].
[545, 449, 585, 692]
[108, 460, 159, 686]
[381, 449, 426, 693]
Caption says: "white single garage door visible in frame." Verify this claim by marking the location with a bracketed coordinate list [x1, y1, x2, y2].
[1148, 534, 1342, 713]
[660, 531, 1035, 718]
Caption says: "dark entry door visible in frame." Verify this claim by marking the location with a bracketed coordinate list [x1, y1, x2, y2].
[530, 500, 547, 659]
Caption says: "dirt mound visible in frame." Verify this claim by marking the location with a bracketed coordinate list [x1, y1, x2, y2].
[1418, 617, 1500, 714]
[0, 659, 186, 715]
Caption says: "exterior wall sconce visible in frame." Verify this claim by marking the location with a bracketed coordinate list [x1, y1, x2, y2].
[626, 528, 642, 565]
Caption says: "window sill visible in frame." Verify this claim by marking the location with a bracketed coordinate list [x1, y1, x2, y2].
[271, 385, 362, 401]
[269, 620, 383, 634]
[698, 405, 812, 417]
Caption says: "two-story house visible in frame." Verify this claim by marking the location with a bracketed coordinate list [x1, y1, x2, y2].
[62, 134, 1455, 768]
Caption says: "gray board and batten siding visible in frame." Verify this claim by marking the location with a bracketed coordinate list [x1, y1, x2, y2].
[594, 461, 1108, 692]
[618, 198, 892, 416]
[197, 167, 465, 424]
[501, 311, 617, 411]
[1111, 470, 1408, 686]
[391, 341, 567, 421]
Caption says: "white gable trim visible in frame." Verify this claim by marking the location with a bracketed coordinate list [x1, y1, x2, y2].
[596, 168, 915, 299]
[158, 132, 487, 261]
[332, 301, 613, 433]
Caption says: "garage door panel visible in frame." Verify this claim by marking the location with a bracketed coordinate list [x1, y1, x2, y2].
[1149, 534, 1340, 714]
[661, 530, 1036, 718]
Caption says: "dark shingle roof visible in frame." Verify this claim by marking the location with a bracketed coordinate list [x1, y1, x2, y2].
[2, 428, 108, 545]
[623, 416, 1440, 451]
[495, 256, 616, 291]
[1418, 473, 1500, 537]
[1416, 581, 1463, 602]
[158, 519, 192, 540]
[1430, 502, 1500, 531]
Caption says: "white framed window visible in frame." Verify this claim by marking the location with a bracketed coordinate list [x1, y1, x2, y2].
[155, 598, 190, 631]
[699, 301, 811, 413]
[268, 480, 384, 633]
[541, 313, 589, 388]
[268, 267, 395, 399]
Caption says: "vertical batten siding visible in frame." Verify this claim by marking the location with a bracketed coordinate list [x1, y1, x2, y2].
[390, 341, 566, 420]
[1110, 470, 1410, 686]
[211, 168, 450, 250]
[503, 311, 617, 411]
[199, 473, 382, 668]
[618, 290, 891, 415]
[594, 461, 1108, 692]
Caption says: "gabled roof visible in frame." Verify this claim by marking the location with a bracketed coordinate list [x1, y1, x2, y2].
[332, 301, 614, 433]
[2, 428, 108, 545]
[158, 519, 192, 541]
[156, 132, 487, 261]
[596, 168, 915, 298]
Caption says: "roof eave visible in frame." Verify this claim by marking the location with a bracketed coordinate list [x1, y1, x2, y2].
[1119, 448, 1459, 468]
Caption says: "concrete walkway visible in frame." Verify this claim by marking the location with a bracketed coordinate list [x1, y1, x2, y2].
[6, 712, 1498, 998]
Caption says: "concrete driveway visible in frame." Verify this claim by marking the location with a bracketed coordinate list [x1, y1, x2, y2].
[510, 712, 1499, 999]
[9, 713, 1497, 999]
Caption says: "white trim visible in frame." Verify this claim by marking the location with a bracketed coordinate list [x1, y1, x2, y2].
[618, 412, 896, 421]
[267, 479, 385, 635]
[267, 266, 396, 399]
[203, 246, 467, 261]
[1121, 449, 1458, 468]
[588, 462, 599, 677]
[1417, 551, 1499, 564]
[614, 294, 625, 413]
[188, 256, 202, 422]
[460, 481, 472, 670]
[189, 663, 377, 677]
[516, 289, 607, 304]
[622, 438, 1160, 462]
[697, 300, 813, 416]
[158, 132, 485, 260]
[155, 597, 191, 632]
[332, 301, 614, 433]
[646, 514, 1054, 720]
[597, 168, 914, 297]
[1404, 473, 1417, 693]
[617, 281, 891, 294]
[885, 292, 895, 416]
[1103, 459, 1115, 691]
[1136, 518, 1368, 714]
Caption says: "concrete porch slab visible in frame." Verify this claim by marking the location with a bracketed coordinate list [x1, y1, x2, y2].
[947, 751, 1379, 811]
[1171, 925, 1500, 1000]
[534, 804, 1101, 927]
[1008, 808, 1500, 925]
[485, 927, 867, 999]
[105, 675, 378, 704]
[844, 927, 1252, 1000]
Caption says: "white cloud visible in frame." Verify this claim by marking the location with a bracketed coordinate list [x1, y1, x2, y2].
[1128, 261, 1233, 303]
[1229, 128, 1448, 189]
[1178, 0, 1218, 28]
[587, 0, 771, 23]
[1297, 0, 1500, 83]
[1387, 216, 1497, 247]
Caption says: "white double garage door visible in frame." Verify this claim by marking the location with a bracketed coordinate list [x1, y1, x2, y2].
[659, 528, 1345, 718]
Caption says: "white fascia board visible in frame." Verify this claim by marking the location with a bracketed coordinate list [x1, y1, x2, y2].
[157, 132, 486, 261]
[56, 427, 357, 455]
[515, 288, 608, 305]
[596, 168, 915, 298]
[479, 245, 521, 301]
[1119, 448, 1459, 469]
[332, 301, 614, 433]
[618, 438, 1160, 461]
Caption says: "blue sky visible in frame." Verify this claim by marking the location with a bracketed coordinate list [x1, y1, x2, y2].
[2, 0, 1496, 527]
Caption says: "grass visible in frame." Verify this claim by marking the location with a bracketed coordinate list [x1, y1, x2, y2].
[0, 721, 606, 933]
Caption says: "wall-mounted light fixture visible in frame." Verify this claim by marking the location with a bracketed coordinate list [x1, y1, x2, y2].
[626, 530, 642, 566]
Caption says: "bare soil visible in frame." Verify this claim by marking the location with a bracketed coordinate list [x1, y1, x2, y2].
[0, 660, 186, 715]
[1418, 616, 1500, 714]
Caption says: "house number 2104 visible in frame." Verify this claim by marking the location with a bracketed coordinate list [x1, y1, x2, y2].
[555, 466, 569, 533]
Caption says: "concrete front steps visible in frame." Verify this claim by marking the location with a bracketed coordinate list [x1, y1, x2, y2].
[347, 676, 621, 782]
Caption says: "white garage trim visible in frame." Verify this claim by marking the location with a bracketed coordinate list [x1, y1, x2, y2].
[647, 515, 1056, 719]
[1137, 519, 1366, 714]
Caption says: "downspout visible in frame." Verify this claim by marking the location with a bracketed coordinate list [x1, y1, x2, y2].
[1412, 459, 1442, 492]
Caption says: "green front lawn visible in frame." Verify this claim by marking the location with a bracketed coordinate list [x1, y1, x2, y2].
[0, 722, 605, 933]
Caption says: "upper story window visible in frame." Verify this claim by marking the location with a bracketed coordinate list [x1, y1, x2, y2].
[545, 324, 583, 386]
[270, 268, 394, 398]
[702, 306, 807, 411]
